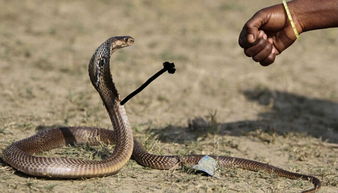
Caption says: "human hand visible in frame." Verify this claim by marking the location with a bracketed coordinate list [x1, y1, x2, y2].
[238, 3, 301, 66]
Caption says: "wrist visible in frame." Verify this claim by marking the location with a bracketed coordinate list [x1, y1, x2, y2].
[282, 0, 302, 38]
[286, 0, 305, 34]
[288, 0, 338, 32]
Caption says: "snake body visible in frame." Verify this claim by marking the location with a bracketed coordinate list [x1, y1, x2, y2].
[3, 36, 135, 178]
[2, 36, 320, 192]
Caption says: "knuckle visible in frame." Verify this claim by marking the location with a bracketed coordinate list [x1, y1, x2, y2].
[266, 42, 273, 50]
[261, 53, 276, 66]
[260, 61, 271, 66]
[239, 38, 245, 48]
[253, 55, 261, 62]
[244, 49, 252, 57]
[256, 38, 266, 47]
[262, 43, 272, 54]
[268, 54, 276, 63]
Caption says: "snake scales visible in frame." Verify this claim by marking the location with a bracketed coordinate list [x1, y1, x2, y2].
[2, 36, 320, 193]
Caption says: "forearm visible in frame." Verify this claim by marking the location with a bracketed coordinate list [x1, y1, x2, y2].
[289, 0, 338, 33]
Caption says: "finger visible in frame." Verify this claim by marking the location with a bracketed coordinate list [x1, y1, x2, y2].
[245, 11, 267, 42]
[238, 27, 250, 48]
[271, 46, 280, 55]
[239, 26, 260, 48]
[259, 30, 267, 40]
[268, 37, 280, 55]
[253, 42, 273, 62]
[239, 11, 267, 49]
[260, 51, 276, 66]
[244, 38, 269, 57]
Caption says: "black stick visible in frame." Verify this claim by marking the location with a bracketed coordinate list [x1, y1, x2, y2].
[120, 62, 176, 105]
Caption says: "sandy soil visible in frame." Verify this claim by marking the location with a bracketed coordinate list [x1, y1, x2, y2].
[0, 0, 337, 192]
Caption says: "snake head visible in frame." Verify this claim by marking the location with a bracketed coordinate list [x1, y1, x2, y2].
[89, 36, 134, 91]
[111, 36, 135, 49]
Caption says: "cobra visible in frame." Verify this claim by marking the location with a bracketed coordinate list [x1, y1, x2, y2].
[2, 36, 320, 193]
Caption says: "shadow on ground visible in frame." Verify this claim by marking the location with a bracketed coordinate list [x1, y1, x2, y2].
[150, 88, 338, 144]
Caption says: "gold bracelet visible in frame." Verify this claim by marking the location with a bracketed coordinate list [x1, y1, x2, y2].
[282, 0, 300, 39]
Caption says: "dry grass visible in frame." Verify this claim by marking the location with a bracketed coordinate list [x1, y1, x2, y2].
[0, 0, 337, 192]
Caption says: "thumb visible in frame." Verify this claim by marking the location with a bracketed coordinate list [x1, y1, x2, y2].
[246, 11, 268, 43]
[239, 11, 267, 48]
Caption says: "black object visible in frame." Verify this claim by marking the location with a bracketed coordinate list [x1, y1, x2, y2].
[120, 61, 176, 105]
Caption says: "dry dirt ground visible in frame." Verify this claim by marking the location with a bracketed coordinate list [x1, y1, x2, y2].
[0, 0, 337, 193]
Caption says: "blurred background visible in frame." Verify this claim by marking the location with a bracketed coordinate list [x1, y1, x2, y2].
[0, 0, 337, 192]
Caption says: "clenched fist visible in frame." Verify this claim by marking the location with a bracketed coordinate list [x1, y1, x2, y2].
[238, 0, 338, 66]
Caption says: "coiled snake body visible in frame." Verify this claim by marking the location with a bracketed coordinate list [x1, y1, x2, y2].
[2, 36, 320, 192]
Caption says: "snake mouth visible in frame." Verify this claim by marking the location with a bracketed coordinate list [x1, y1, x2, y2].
[113, 36, 135, 48]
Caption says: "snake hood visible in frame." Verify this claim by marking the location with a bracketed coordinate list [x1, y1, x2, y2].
[88, 36, 134, 94]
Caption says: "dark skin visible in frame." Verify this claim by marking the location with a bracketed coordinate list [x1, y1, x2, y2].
[239, 0, 338, 66]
